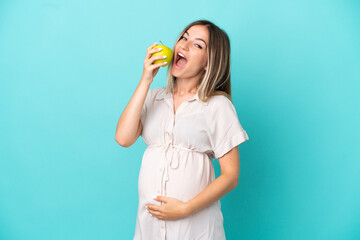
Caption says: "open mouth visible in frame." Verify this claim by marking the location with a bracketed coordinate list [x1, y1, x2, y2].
[175, 53, 188, 68]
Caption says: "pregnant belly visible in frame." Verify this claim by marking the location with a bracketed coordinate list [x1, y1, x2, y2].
[138, 148, 215, 203]
[165, 154, 215, 202]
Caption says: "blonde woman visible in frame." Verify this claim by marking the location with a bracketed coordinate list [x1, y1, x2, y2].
[115, 19, 249, 240]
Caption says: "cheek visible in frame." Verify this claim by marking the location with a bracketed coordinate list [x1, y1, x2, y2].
[203, 55, 207, 65]
[198, 55, 207, 67]
[199, 52, 207, 62]
[193, 53, 207, 65]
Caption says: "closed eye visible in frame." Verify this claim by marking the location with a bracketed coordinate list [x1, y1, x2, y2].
[180, 36, 203, 49]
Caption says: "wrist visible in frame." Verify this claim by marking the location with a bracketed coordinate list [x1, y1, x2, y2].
[184, 201, 194, 217]
[140, 77, 153, 86]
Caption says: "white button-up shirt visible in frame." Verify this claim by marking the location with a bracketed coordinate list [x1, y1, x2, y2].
[133, 87, 249, 240]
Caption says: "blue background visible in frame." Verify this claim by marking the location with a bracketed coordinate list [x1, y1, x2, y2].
[1, 0, 359, 239]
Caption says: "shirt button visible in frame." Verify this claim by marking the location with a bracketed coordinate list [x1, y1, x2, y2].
[161, 225, 165, 229]
[157, 190, 160, 193]
[166, 132, 172, 139]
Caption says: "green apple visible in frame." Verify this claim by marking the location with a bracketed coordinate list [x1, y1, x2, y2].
[151, 42, 173, 67]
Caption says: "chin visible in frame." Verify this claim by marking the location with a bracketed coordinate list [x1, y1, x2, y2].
[170, 65, 181, 77]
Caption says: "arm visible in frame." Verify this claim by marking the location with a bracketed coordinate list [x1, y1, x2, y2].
[115, 78, 151, 147]
[184, 146, 240, 216]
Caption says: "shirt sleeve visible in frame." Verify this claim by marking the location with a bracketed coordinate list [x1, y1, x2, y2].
[209, 96, 249, 159]
[140, 88, 155, 133]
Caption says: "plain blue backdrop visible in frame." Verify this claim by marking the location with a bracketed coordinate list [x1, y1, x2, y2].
[1, 0, 359, 239]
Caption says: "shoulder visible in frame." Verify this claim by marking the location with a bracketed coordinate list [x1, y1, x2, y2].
[207, 94, 234, 109]
[149, 86, 164, 91]
[205, 94, 239, 121]
[148, 87, 165, 98]
[150, 86, 165, 93]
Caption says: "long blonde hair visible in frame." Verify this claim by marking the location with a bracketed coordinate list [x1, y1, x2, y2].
[165, 19, 232, 103]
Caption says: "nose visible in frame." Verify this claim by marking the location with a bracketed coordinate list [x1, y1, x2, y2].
[180, 41, 190, 51]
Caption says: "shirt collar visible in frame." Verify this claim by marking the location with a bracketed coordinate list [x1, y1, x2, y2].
[155, 88, 209, 106]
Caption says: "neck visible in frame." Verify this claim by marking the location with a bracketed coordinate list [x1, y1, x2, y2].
[174, 78, 199, 96]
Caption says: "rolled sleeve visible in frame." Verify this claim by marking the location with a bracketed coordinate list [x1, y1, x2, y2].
[208, 96, 249, 159]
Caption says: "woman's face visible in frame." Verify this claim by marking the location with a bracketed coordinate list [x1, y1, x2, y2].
[171, 25, 209, 80]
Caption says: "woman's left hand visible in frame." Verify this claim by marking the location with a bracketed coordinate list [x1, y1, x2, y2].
[146, 196, 190, 221]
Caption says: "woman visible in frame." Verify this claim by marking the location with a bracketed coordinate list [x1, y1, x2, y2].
[115, 19, 249, 240]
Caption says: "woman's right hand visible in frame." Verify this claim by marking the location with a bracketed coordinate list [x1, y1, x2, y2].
[141, 43, 168, 83]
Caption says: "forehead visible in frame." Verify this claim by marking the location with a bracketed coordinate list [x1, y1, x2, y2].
[186, 25, 209, 42]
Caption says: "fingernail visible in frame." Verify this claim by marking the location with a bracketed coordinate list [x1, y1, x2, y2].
[152, 195, 157, 199]
[154, 42, 157, 45]
[158, 48, 162, 50]
[145, 205, 148, 209]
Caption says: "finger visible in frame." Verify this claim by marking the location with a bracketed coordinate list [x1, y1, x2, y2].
[149, 61, 167, 69]
[145, 43, 158, 60]
[145, 50, 162, 63]
[147, 204, 162, 212]
[144, 59, 163, 68]
[148, 209, 162, 218]
[147, 55, 167, 63]
[146, 42, 157, 51]
[148, 55, 167, 64]
[148, 63, 165, 71]
[148, 208, 161, 214]
[146, 47, 163, 60]
[155, 196, 167, 203]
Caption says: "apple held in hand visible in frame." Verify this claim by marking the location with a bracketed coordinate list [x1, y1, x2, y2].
[151, 41, 173, 67]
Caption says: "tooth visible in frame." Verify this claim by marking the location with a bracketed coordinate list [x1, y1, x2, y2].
[178, 53, 186, 59]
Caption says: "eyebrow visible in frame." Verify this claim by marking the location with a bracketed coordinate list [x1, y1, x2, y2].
[184, 31, 207, 47]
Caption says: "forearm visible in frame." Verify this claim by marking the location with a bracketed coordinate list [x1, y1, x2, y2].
[185, 174, 238, 216]
[115, 78, 151, 145]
